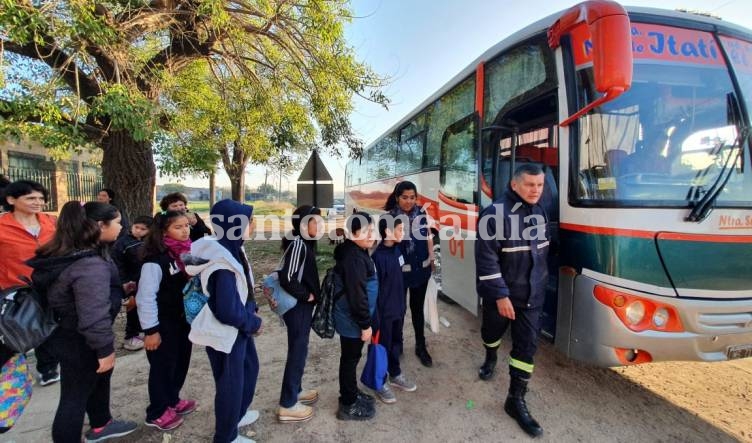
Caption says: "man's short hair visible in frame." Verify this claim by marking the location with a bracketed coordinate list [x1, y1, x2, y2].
[513, 164, 544, 181]
[132, 215, 154, 227]
[159, 192, 188, 211]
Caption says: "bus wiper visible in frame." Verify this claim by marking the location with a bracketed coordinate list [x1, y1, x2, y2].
[685, 92, 749, 222]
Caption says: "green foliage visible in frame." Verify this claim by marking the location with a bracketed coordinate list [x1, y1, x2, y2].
[90, 84, 157, 141]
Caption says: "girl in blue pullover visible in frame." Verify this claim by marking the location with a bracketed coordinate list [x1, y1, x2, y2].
[186, 199, 262, 443]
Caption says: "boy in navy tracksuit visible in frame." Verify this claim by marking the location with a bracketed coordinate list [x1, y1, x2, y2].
[371, 217, 417, 404]
[112, 215, 152, 351]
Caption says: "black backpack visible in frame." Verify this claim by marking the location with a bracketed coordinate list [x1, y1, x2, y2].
[0, 284, 58, 353]
[312, 267, 344, 339]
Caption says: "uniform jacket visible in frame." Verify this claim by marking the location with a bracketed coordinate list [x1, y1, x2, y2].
[475, 188, 550, 309]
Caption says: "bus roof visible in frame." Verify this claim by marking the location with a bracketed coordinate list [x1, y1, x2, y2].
[356, 5, 752, 158]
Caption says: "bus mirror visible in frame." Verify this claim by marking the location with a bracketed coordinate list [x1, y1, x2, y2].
[548, 0, 633, 127]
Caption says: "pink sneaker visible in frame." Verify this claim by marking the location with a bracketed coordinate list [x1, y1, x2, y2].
[173, 399, 197, 415]
[145, 407, 183, 431]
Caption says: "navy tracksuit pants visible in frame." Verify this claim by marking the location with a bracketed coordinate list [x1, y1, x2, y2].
[378, 316, 404, 378]
[279, 301, 314, 408]
[145, 319, 192, 421]
[206, 334, 259, 443]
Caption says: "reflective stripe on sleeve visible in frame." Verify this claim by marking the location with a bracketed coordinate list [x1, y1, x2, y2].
[478, 273, 502, 281]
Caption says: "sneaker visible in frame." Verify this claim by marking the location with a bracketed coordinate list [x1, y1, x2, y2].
[356, 389, 376, 406]
[389, 373, 417, 392]
[173, 399, 197, 415]
[298, 388, 319, 405]
[376, 384, 396, 404]
[39, 369, 60, 386]
[123, 336, 144, 351]
[336, 397, 375, 421]
[84, 419, 138, 442]
[238, 410, 259, 428]
[277, 402, 313, 423]
[231, 435, 256, 443]
[145, 407, 183, 431]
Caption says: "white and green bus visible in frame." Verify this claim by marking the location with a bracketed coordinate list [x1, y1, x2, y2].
[345, 0, 752, 366]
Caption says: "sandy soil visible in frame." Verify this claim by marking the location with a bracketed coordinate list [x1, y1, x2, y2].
[4, 237, 751, 443]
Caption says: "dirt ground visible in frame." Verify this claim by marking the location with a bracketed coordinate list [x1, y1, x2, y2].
[4, 237, 751, 443]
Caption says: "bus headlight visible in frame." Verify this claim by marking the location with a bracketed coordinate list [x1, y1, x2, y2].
[653, 307, 669, 328]
[625, 301, 645, 325]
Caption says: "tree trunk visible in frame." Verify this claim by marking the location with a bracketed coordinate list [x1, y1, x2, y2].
[229, 168, 245, 202]
[101, 130, 156, 221]
[209, 170, 216, 207]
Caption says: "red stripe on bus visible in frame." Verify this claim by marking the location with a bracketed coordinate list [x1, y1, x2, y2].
[438, 191, 479, 211]
[656, 232, 752, 243]
[475, 62, 485, 120]
[560, 223, 655, 239]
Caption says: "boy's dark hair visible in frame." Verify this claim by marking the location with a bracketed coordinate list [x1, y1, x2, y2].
[3, 180, 49, 212]
[282, 204, 322, 250]
[378, 215, 403, 240]
[141, 211, 188, 259]
[347, 211, 372, 236]
[132, 215, 154, 227]
[159, 192, 188, 211]
[98, 188, 116, 204]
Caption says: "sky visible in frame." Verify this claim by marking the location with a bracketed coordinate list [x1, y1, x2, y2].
[160, 0, 752, 193]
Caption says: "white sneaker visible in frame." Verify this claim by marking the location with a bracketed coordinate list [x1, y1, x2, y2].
[231, 435, 255, 443]
[238, 410, 259, 427]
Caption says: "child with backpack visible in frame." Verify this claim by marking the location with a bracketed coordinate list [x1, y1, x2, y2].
[112, 215, 153, 351]
[186, 199, 262, 443]
[371, 216, 417, 404]
[275, 205, 322, 423]
[136, 211, 196, 431]
[332, 212, 378, 421]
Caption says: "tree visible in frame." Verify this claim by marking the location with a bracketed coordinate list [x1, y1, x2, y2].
[0, 1, 387, 217]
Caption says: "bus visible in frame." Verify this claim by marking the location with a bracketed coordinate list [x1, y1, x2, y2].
[344, 0, 752, 367]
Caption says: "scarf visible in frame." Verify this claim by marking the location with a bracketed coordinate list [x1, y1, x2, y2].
[163, 236, 192, 271]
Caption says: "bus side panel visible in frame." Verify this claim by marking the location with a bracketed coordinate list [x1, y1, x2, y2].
[439, 226, 478, 316]
[555, 268, 576, 357]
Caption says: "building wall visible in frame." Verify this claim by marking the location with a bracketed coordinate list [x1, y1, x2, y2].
[1, 138, 103, 212]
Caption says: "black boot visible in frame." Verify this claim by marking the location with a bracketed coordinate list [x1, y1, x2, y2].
[478, 347, 498, 381]
[415, 344, 433, 367]
[504, 376, 543, 437]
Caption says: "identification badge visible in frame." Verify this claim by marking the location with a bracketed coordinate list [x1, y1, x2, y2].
[402, 264, 412, 272]
[169, 261, 181, 275]
[398, 255, 405, 267]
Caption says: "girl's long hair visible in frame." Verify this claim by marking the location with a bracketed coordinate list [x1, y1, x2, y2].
[383, 181, 418, 211]
[37, 201, 119, 257]
[141, 211, 187, 259]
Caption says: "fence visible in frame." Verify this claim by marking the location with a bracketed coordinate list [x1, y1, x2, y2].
[2, 167, 103, 212]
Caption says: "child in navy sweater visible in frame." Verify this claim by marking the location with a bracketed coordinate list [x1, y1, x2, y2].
[371, 216, 417, 404]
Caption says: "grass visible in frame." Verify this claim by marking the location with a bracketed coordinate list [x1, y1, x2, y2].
[189, 200, 294, 216]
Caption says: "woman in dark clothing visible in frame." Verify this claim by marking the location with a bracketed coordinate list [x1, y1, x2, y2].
[274, 205, 323, 423]
[384, 181, 436, 367]
[332, 212, 378, 421]
[28, 201, 137, 443]
[159, 192, 211, 241]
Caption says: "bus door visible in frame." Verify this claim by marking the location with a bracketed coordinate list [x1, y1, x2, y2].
[481, 93, 561, 338]
[438, 114, 481, 315]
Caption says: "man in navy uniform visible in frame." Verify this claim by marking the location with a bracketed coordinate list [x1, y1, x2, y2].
[475, 164, 549, 437]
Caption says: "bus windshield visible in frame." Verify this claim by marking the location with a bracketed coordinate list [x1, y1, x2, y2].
[572, 23, 752, 208]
